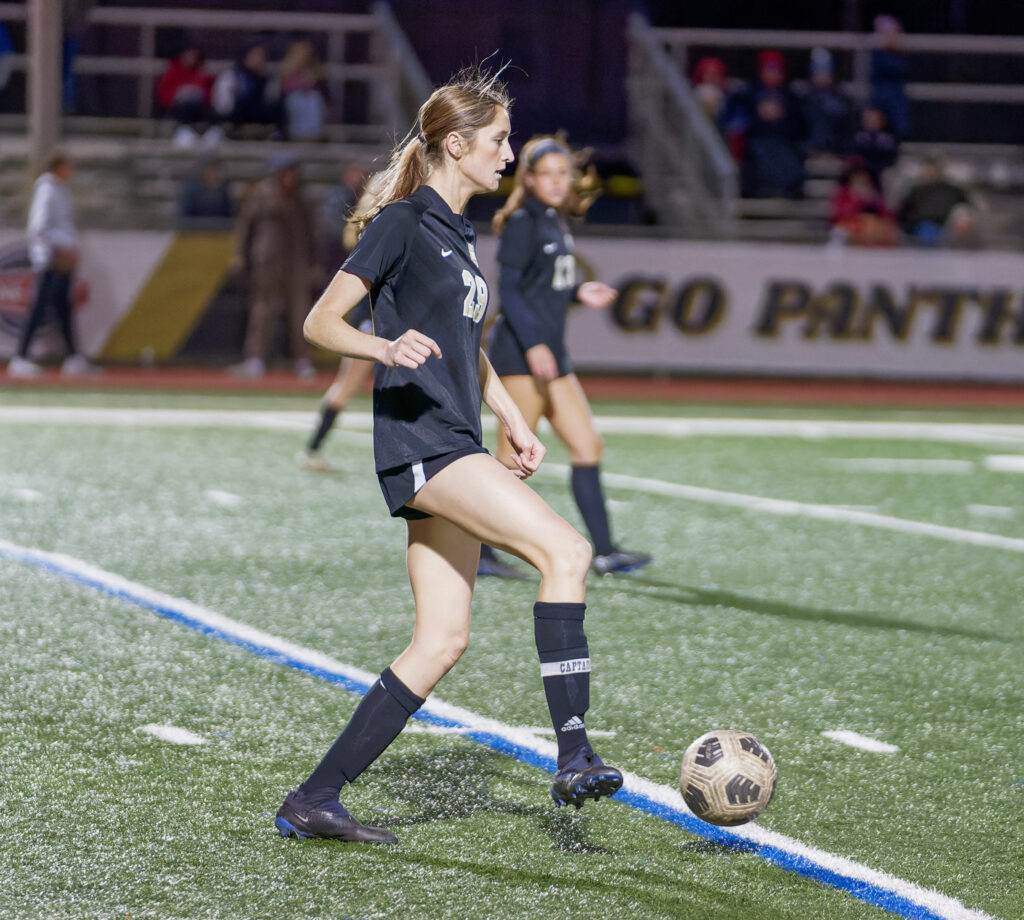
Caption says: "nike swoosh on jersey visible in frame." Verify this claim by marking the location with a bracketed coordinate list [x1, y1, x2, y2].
[441, 248, 453, 257]
[543, 242, 558, 253]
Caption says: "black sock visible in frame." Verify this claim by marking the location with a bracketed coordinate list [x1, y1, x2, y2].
[299, 667, 424, 803]
[570, 465, 614, 556]
[534, 601, 591, 771]
[307, 404, 340, 452]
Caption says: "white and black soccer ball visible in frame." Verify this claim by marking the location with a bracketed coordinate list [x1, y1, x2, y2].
[678, 729, 777, 826]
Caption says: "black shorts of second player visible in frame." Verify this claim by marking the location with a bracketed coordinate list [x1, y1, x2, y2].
[487, 320, 573, 379]
[377, 445, 490, 520]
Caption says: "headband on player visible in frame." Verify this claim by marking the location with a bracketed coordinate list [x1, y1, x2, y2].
[527, 138, 570, 167]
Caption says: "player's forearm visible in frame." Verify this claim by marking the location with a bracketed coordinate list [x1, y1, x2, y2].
[479, 350, 522, 427]
[303, 272, 386, 362]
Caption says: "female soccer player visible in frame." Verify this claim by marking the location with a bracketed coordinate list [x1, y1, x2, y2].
[274, 69, 623, 844]
[481, 135, 652, 577]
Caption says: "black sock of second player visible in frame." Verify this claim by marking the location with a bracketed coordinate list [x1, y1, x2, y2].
[570, 465, 615, 556]
[308, 405, 340, 453]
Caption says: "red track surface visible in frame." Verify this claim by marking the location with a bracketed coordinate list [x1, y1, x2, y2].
[3, 365, 1024, 408]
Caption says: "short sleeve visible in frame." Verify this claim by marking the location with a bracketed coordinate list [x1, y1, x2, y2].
[496, 210, 536, 271]
[342, 200, 420, 286]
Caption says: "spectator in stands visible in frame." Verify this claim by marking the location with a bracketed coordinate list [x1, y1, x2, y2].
[800, 47, 853, 156]
[870, 14, 911, 138]
[828, 164, 900, 247]
[157, 44, 219, 149]
[212, 38, 281, 138]
[897, 152, 978, 247]
[319, 163, 366, 275]
[852, 106, 899, 188]
[278, 38, 329, 141]
[230, 153, 315, 379]
[177, 155, 234, 227]
[8, 151, 98, 378]
[692, 56, 728, 125]
[733, 50, 805, 198]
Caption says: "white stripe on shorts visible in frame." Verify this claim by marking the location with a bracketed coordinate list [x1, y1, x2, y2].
[412, 461, 426, 493]
[540, 657, 591, 678]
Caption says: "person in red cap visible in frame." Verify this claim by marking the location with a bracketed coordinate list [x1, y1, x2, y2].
[725, 50, 806, 198]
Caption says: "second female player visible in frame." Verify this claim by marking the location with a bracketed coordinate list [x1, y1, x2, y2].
[481, 135, 652, 577]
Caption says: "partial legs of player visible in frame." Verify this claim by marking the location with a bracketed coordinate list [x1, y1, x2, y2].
[495, 373, 652, 576]
[297, 356, 373, 472]
[278, 453, 622, 840]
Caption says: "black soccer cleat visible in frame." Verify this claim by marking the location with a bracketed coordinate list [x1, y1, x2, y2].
[275, 790, 398, 844]
[550, 761, 624, 809]
[591, 548, 653, 576]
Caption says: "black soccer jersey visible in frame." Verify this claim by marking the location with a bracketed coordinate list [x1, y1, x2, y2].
[342, 185, 490, 472]
[487, 196, 578, 378]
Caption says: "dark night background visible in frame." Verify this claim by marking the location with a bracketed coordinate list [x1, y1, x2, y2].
[5, 1, 1024, 148]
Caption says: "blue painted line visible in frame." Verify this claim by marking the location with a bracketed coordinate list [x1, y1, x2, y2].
[0, 542, 984, 920]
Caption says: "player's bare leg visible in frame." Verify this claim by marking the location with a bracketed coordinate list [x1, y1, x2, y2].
[547, 374, 652, 576]
[390, 515, 478, 697]
[479, 374, 547, 578]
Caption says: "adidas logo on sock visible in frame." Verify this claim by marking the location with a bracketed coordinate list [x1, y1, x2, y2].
[560, 716, 585, 733]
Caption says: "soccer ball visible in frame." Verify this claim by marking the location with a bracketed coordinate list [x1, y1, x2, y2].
[678, 729, 777, 826]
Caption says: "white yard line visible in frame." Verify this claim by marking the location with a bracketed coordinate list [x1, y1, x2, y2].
[984, 455, 1024, 473]
[0, 537, 997, 920]
[204, 490, 243, 508]
[535, 464, 1024, 555]
[825, 459, 975, 474]
[823, 730, 900, 754]
[139, 724, 209, 746]
[3, 406, 1022, 555]
[4, 406, 1024, 449]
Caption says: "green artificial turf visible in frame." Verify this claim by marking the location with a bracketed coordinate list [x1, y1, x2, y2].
[1, 391, 1022, 919]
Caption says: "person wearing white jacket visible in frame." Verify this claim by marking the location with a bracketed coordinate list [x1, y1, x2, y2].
[8, 151, 97, 377]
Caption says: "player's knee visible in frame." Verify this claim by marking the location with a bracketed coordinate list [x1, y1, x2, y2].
[548, 530, 592, 583]
[417, 625, 469, 673]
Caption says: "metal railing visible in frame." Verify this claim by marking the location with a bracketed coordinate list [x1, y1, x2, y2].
[656, 26, 1024, 107]
[626, 14, 737, 236]
[0, 3, 431, 141]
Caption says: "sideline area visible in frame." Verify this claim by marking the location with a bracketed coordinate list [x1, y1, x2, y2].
[4, 366, 1024, 408]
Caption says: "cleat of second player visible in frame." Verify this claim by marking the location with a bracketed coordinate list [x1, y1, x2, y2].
[591, 548, 653, 576]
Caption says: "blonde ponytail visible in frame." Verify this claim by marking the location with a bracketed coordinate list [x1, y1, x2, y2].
[347, 65, 512, 240]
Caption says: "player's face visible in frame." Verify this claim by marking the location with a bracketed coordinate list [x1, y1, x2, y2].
[460, 107, 513, 194]
[525, 153, 572, 209]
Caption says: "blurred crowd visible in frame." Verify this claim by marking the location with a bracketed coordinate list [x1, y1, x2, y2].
[156, 35, 330, 148]
[692, 14, 979, 249]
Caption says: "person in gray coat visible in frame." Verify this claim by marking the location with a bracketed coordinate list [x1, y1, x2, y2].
[8, 150, 98, 377]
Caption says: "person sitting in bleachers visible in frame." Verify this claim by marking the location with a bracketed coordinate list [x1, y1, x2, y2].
[277, 39, 329, 141]
[212, 38, 282, 138]
[828, 163, 899, 247]
[692, 56, 728, 126]
[157, 44, 219, 148]
[897, 153, 978, 248]
[727, 50, 806, 198]
[177, 155, 235, 229]
[800, 47, 853, 156]
[852, 106, 899, 188]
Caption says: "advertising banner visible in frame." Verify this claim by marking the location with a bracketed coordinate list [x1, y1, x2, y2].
[475, 237, 1024, 381]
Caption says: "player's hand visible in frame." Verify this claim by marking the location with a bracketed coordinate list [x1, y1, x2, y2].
[525, 344, 558, 382]
[504, 420, 545, 479]
[384, 329, 442, 369]
[578, 281, 617, 310]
